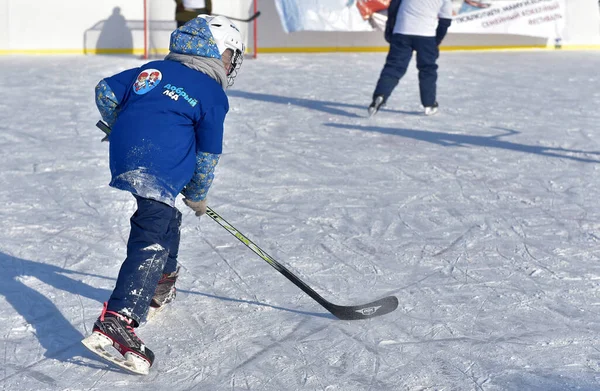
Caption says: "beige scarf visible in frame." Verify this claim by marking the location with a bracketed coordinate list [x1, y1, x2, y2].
[164, 52, 228, 90]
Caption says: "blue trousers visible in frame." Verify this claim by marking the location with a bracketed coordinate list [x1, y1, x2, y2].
[374, 34, 439, 107]
[107, 195, 182, 326]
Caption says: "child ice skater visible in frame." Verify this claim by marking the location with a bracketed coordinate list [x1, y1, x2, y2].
[82, 15, 245, 375]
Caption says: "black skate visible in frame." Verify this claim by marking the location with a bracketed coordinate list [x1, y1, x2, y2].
[81, 302, 154, 375]
[147, 267, 179, 320]
[368, 95, 386, 117]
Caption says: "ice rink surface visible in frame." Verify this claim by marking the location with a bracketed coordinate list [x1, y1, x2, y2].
[0, 50, 599, 390]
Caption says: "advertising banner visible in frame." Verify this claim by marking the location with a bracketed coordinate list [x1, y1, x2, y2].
[274, 0, 377, 33]
[451, 0, 566, 37]
[275, 0, 567, 38]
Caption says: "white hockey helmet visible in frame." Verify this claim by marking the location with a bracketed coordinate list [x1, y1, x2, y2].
[197, 15, 245, 86]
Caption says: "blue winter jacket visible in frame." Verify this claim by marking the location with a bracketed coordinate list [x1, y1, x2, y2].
[95, 18, 228, 207]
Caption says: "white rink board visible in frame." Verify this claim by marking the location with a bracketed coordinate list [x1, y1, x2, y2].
[0, 0, 597, 54]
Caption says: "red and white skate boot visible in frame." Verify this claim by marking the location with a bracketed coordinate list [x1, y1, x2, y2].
[147, 267, 179, 320]
[82, 302, 154, 375]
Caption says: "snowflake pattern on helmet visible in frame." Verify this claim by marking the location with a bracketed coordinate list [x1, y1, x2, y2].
[169, 17, 221, 59]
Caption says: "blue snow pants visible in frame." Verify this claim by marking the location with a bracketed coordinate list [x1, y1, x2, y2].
[373, 33, 439, 107]
[107, 195, 182, 326]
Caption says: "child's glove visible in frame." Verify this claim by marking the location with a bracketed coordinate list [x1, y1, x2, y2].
[183, 198, 207, 216]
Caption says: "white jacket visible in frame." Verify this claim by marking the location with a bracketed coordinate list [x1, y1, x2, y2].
[393, 0, 453, 37]
[182, 0, 206, 9]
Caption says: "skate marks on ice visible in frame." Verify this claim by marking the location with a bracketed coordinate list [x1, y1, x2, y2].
[361, 227, 600, 391]
[0, 252, 123, 387]
[2, 52, 600, 389]
[324, 123, 600, 163]
[182, 236, 338, 319]
[227, 90, 419, 119]
[152, 311, 401, 391]
[178, 288, 336, 320]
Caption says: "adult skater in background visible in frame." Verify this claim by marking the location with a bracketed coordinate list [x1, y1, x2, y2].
[368, 0, 453, 117]
[175, 0, 213, 27]
[81, 15, 244, 375]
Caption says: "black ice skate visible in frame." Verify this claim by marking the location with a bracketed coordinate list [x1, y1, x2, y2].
[368, 95, 386, 117]
[147, 267, 179, 320]
[81, 302, 154, 375]
[424, 102, 439, 116]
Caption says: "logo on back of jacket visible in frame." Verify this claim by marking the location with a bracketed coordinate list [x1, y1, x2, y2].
[162, 83, 198, 107]
[132, 69, 198, 107]
[133, 69, 162, 95]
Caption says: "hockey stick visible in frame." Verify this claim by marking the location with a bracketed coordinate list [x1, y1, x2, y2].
[96, 120, 111, 142]
[206, 208, 398, 320]
[94, 120, 398, 320]
[213, 11, 261, 23]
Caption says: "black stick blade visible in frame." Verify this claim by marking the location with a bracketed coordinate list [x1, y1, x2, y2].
[327, 296, 399, 320]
